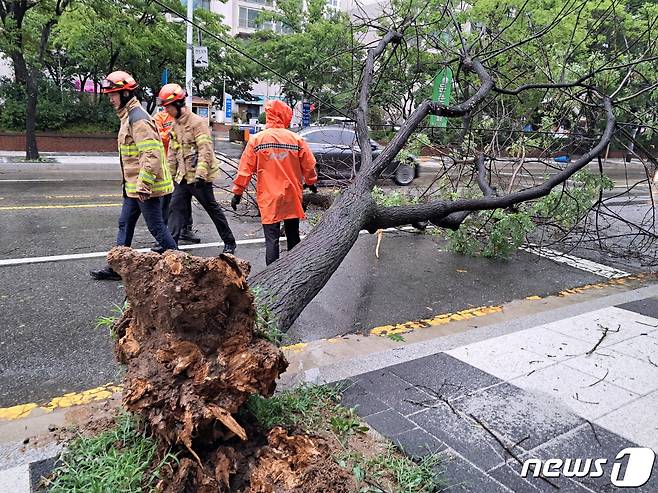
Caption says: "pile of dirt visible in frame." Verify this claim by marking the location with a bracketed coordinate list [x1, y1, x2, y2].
[107, 248, 354, 492]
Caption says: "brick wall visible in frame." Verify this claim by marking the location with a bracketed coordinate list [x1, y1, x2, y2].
[0, 132, 117, 152]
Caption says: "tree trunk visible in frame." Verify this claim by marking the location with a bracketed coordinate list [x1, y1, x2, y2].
[251, 179, 375, 332]
[25, 72, 39, 160]
[11, 52, 39, 160]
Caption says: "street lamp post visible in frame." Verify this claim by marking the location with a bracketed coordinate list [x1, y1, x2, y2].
[185, 0, 194, 108]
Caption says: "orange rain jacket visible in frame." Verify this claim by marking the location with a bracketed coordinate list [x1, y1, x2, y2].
[154, 110, 175, 154]
[233, 100, 318, 225]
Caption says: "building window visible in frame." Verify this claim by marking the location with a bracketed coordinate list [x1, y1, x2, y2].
[183, 0, 210, 9]
[239, 7, 263, 29]
[326, 0, 339, 8]
[244, 0, 273, 5]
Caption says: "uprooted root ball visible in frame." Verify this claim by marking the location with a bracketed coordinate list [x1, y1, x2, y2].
[107, 248, 354, 492]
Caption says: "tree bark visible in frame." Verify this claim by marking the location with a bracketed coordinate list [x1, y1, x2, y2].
[11, 52, 39, 160]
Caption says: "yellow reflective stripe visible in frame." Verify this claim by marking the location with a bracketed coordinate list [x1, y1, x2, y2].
[195, 135, 213, 144]
[138, 169, 156, 184]
[136, 140, 164, 153]
[124, 180, 172, 193]
[152, 183, 173, 192]
[136, 139, 160, 147]
[120, 144, 139, 157]
[197, 161, 209, 170]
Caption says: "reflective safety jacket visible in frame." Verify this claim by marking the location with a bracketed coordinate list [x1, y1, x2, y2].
[154, 110, 175, 154]
[233, 100, 317, 225]
[167, 110, 219, 184]
[117, 97, 173, 198]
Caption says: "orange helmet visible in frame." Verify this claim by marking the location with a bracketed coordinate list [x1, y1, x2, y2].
[158, 83, 186, 106]
[101, 71, 139, 93]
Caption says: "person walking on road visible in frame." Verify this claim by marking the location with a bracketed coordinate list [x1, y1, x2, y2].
[154, 109, 200, 244]
[159, 83, 237, 254]
[232, 100, 318, 265]
[91, 71, 177, 281]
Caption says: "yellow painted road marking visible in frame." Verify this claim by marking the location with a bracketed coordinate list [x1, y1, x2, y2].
[282, 342, 308, 353]
[557, 274, 646, 297]
[371, 305, 504, 337]
[0, 203, 122, 211]
[0, 384, 121, 421]
[42, 194, 122, 199]
[0, 403, 38, 420]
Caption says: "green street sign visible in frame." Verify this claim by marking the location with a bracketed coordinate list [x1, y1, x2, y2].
[430, 68, 453, 128]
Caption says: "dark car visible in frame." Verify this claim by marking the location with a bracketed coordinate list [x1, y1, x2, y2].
[298, 126, 418, 186]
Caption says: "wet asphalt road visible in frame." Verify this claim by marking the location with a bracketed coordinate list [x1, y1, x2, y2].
[0, 154, 651, 407]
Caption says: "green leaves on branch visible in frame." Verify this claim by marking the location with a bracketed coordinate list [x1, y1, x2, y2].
[447, 170, 614, 258]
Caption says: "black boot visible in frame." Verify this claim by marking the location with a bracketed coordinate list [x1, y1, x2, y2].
[180, 226, 201, 244]
[90, 265, 121, 281]
[222, 243, 236, 254]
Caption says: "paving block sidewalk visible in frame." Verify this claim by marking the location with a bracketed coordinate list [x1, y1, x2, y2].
[341, 297, 658, 492]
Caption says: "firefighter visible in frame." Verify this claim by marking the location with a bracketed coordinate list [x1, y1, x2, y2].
[90, 71, 177, 281]
[232, 100, 317, 265]
[154, 109, 200, 244]
[159, 83, 237, 254]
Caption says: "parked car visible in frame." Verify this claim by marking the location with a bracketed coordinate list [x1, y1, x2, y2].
[298, 126, 418, 186]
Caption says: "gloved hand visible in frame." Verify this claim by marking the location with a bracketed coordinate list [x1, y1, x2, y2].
[231, 194, 242, 211]
[304, 184, 318, 194]
[194, 177, 206, 187]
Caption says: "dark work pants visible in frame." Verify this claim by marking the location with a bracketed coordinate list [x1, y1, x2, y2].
[263, 219, 300, 265]
[169, 180, 236, 246]
[116, 195, 177, 251]
[161, 191, 193, 228]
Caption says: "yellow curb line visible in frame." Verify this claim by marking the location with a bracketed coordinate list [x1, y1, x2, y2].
[371, 305, 504, 337]
[370, 273, 652, 338]
[0, 384, 122, 421]
[1, 274, 652, 421]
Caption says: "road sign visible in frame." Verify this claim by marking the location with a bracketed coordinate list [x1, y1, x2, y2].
[225, 95, 232, 119]
[194, 46, 208, 68]
[430, 68, 453, 128]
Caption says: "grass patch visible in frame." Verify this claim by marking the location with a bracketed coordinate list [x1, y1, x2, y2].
[338, 448, 441, 493]
[251, 287, 285, 346]
[46, 413, 175, 493]
[96, 301, 129, 341]
[246, 384, 343, 431]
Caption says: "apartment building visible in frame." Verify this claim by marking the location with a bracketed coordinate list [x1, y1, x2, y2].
[211, 0, 364, 36]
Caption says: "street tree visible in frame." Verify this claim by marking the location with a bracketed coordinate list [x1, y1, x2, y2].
[251, 0, 358, 109]
[0, 0, 72, 159]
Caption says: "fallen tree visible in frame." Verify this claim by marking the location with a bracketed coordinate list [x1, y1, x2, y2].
[250, 21, 625, 331]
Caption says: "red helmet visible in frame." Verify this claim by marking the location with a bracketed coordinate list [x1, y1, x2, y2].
[158, 83, 186, 106]
[101, 71, 139, 93]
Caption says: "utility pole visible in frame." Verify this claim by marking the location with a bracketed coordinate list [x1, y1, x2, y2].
[185, 0, 194, 108]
